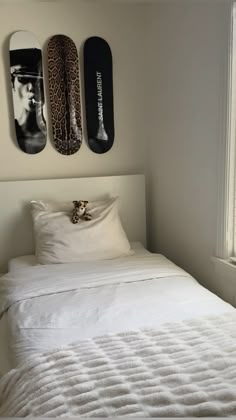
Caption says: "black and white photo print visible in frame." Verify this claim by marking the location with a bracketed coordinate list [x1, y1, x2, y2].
[9, 31, 47, 154]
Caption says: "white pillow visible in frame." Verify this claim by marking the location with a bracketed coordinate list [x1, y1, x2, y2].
[31, 197, 133, 264]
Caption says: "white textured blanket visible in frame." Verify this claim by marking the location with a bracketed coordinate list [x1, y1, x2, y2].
[1, 312, 236, 417]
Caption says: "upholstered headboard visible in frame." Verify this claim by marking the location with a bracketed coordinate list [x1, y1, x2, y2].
[0, 174, 146, 273]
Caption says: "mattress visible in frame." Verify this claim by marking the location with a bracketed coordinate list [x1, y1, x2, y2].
[0, 247, 234, 378]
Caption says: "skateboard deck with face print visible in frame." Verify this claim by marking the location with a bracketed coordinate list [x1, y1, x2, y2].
[47, 35, 82, 155]
[84, 37, 114, 154]
[9, 31, 47, 154]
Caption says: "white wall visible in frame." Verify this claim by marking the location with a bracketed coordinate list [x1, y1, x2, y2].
[0, 1, 148, 181]
[146, 0, 235, 303]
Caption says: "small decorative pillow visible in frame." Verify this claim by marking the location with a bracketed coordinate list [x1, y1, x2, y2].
[31, 197, 133, 264]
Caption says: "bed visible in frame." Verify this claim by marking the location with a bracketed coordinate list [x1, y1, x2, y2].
[0, 175, 236, 417]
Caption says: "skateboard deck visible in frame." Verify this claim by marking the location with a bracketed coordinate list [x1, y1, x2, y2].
[9, 31, 47, 154]
[47, 35, 82, 155]
[84, 37, 114, 154]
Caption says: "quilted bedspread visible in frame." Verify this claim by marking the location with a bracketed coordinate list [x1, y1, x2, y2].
[1, 312, 236, 417]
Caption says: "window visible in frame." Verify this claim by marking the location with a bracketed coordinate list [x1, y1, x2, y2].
[216, 3, 236, 262]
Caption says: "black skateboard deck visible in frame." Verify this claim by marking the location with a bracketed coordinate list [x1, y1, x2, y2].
[84, 37, 114, 154]
[9, 31, 47, 154]
[47, 35, 82, 155]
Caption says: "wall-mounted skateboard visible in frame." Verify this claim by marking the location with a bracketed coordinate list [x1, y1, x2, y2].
[47, 35, 82, 155]
[9, 31, 47, 154]
[84, 37, 114, 154]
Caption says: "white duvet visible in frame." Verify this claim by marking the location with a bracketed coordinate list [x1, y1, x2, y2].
[0, 248, 234, 377]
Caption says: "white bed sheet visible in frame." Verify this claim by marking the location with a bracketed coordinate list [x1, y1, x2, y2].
[0, 248, 234, 377]
[8, 255, 38, 271]
[7, 242, 147, 272]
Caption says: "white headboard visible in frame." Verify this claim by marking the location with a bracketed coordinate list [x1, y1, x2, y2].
[0, 174, 146, 273]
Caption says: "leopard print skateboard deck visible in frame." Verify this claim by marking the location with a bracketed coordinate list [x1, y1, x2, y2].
[47, 35, 82, 155]
[9, 31, 47, 154]
[84, 37, 114, 154]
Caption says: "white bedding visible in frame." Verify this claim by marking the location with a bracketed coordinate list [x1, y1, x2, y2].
[7, 241, 147, 271]
[1, 313, 236, 417]
[0, 248, 234, 378]
[8, 254, 38, 271]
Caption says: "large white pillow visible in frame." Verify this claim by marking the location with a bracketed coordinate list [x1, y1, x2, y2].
[31, 197, 133, 264]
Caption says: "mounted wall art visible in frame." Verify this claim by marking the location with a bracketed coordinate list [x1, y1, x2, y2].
[9, 31, 47, 154]
[47, 35, 82, 155]
[84, 37, 114, 154]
